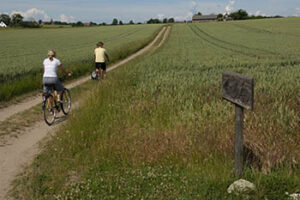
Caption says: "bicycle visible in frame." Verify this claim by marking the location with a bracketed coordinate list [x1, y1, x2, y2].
[42, 84, 71, 126]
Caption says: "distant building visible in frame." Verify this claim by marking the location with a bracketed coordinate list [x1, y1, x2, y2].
[84, 22, 91, 27]
[0, 21, 7, 28]
[192, 14, 218, 23]
[223, 14, 233, 21]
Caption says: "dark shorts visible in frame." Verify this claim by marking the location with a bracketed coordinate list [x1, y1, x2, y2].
[95, 62, 106, 71]
[43, 77, 64, 93]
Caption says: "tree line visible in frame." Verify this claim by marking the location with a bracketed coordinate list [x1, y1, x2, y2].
[147, 18, 175, 24]
[225, 9, 282, 20]
[0, 13, 40, 28]
[196, 10, 283, 21]
[0, 13, 143, 28]
[0, 13, 177, 28]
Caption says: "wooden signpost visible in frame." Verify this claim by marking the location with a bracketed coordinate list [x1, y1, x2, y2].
[222, 72, 254, 178]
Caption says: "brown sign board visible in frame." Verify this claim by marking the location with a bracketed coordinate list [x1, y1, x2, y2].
[222, 72, 254, 110]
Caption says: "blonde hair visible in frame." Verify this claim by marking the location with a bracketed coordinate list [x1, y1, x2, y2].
[48, 50, 56, 58]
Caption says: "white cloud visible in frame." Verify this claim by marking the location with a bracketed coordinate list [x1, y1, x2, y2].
[174, 11, 194, 21]
[254, 10, 267, 16]
[157, 14, 165, 20]
[60, 14, 75, 22]
[225, 0, 235, 14]
[11, 8, 50, 21]
[173, 0, 223, 22]
[294, 7, 300, 16]
[190, 1, 198, 15]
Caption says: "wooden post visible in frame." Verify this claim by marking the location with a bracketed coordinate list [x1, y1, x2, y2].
[235, 105, 244, 178]
[222, 71, 254, 178]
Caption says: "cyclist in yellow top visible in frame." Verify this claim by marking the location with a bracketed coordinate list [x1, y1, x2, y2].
[94, 42, 110, 79]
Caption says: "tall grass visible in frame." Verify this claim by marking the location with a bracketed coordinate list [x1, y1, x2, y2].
[13, 18, 299, 199]
[0, 24, 162, 101]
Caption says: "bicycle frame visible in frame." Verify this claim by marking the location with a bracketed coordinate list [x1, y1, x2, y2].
[42, 89, 59, 110]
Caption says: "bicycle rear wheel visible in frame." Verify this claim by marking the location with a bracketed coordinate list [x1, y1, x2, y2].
[61, 89, 71, 115]
[43, 95, 56, 126]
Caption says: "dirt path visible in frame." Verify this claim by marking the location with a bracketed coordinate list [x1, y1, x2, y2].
[157, 26, 171, 48]
[0, 26, 170, 200]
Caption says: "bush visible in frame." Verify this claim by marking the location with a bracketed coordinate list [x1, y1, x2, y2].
[21, 21, 41, 28]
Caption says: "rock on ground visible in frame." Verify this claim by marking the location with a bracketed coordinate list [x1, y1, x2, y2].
[288, 193, 300, 200]
[227, 179, 256, 195]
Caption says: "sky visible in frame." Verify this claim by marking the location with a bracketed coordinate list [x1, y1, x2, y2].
[0, 0, 299, 23]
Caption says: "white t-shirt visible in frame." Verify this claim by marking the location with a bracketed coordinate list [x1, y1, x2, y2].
[43, 58, 61, 77]
[94, 47, 107, 63]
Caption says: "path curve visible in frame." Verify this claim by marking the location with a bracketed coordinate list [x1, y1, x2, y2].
[0, 26, 170, 200]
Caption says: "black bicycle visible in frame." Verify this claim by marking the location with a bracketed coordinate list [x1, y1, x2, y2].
[42, 85, 71, 126]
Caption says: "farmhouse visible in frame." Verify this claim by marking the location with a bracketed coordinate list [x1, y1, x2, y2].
[192, 14, 218, 23]
[0, 21, 7, 28]
[223, 14, 233, 21]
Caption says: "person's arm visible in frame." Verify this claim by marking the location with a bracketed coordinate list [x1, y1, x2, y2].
[105, 51, 110, 62]
[60, 64, 72, 76]
[94, 49, 96, 62]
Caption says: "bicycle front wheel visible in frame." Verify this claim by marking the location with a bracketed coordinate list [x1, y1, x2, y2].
[61, 89, 71, 115]
[43, 95, 56, 126]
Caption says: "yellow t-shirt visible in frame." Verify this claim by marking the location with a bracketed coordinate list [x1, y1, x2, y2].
[94, 47, 106, 63]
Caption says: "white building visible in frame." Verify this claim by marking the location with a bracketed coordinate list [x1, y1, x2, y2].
[0, 21, 7, 28]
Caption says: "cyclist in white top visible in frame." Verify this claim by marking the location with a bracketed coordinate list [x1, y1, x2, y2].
[43, 50, 71, 102]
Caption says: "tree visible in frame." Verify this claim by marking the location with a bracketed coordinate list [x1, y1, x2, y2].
[11, 13, 23, 26]
[147, 18, 154, 24]
[72, 21, 84, 27]
[0, 14, 11, 26]
[147, 18, 161, 24]
[168, 18, 175, 23]
[38, 19, 42, 25]
[229, 9, 249, 20]
[129, 20, 134, 25]
[163, 18, 168, 23]
[197, 12, 202, 16]
[112, 18, 118, 25]
[90, 22, 97, 26]
[21, 21, 41, 28]
[119, 20, 123, 25]
[217, 13, 223, 20]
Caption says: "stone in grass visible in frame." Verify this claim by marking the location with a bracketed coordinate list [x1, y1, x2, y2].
[227, 179, 256, 196]
[286, 193, 300, 200]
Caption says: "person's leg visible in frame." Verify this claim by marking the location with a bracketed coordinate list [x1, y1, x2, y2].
[102, 69, 106, 80]
[95, 63, 101, 79]
[55, 79, 64, 102]
[101, 63, 107, 80]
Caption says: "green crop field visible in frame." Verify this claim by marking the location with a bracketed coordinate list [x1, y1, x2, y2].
[0, 24, 162, 101]
[14, 18, 299, 199]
